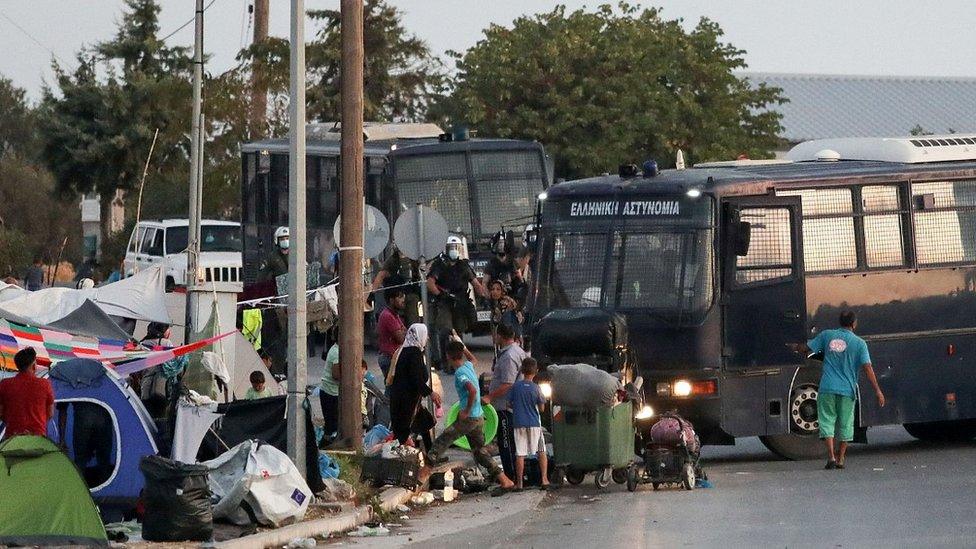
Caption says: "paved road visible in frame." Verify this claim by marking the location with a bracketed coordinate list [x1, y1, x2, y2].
[317, 336, 976, 548]
[480, 427, 976, 548]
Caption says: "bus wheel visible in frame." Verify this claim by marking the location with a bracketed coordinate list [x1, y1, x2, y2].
[904, 419, 976, 442]
[759, 383, 823, 460]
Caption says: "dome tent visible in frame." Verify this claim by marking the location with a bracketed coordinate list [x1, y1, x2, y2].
[0, 435, 108, 546]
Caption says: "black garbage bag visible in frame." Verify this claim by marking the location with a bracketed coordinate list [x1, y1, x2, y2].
[532, 309, 627, 369]
[139, 455, 213, 542]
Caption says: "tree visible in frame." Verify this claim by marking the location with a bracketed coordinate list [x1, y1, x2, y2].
[439, 3, 786, 178]
[37, 0, 246, 257]
[236, 0, 445, 127]
[0, 77, 37, 160]
[0, 77, 82, 273]
[37, 0, 193, 253]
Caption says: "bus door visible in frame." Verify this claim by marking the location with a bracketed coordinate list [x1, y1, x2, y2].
[721, 196, 807, 434]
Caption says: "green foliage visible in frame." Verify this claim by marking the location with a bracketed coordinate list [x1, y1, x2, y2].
[37, 0, 245, 247]
[0, 78, 82, 271]
[237, 0, 445, 125]
[440, 3, 786, 178]
[0, 77, 37, 160]
[0, 227, 32, 279]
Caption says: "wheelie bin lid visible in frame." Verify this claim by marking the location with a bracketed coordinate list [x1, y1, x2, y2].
[445, 403, 498, 450]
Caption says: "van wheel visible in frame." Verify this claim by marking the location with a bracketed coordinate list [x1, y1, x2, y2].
[904, 419, 976, 442]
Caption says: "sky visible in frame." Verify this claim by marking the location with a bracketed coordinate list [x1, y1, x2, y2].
[2, 0, 976, 100]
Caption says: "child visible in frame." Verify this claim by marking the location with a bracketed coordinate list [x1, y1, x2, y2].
[245, 370, 273, 400]
[427, 339, 516, 494]
[508, 357, 550, 490]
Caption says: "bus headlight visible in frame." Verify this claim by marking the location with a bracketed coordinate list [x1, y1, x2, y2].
[539, 382, 553, 400]
[672, 380, 693, 397]
[634, 405, 655, 420]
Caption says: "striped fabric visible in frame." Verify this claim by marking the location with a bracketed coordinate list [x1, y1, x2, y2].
[0, 319, 233, 375]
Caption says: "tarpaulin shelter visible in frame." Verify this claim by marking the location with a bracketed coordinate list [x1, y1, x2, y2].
[48, 359, 159, 509]
[0, 435, 108, 547]
[0, 299, 134, 342]
[0, 264, 170, 325]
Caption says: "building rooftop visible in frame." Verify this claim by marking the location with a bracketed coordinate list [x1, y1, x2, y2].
[744, 72, 976, 143]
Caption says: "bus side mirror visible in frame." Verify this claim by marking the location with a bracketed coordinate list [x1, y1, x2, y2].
[735, 221, 751, 256]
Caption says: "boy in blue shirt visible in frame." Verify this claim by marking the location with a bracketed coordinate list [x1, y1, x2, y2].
[428, 339, 516, 492]
[788, 311, 885, 470]
[509, 357, 551, 490]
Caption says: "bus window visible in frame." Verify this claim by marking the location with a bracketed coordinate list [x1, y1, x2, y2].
[912, 180, 976, 265]
[735, 207, 793, 284]
[395, 153, 471, 235]
[862, 185, 906, 268]
[777, 188, 856, 273]
[471, 150, 546, 232]
[546, 233, 607, 307]
[270, 154, 289, 225]
[610, 230, 714, 315]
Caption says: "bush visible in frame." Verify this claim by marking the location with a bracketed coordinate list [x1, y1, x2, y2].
[0, 227, 32, 279]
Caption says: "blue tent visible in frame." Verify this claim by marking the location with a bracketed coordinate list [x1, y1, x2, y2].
[48, 359, 159, 509]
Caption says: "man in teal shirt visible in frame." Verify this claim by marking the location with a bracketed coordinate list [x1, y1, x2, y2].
[789, 311, 885, 469]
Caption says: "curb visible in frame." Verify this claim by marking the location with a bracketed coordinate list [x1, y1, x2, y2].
[214, 487, 414, 549]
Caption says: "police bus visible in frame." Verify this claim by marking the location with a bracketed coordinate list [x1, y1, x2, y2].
[529, 136, 976, 459]
[240, 123, 550, 329]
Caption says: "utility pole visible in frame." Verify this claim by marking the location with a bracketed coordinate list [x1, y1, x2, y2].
[185, 0, 205, 342]
[338, 0, 365, 446]
[285, 0, 308, 476]
[249, 0, 269, 136]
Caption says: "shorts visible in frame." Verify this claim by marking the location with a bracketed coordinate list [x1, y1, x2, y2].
[818, 393, 856, 442]
[514, 427, 545, 457]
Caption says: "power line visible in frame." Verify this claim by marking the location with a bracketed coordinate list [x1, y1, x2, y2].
[159, 0, 219, 43]
[0, 9, 70, 67]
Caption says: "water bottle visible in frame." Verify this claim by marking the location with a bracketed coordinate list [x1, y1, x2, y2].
[442, 470, 455, 502]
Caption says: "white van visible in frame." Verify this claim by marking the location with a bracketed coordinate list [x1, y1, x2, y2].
[123, 219, 243, 290]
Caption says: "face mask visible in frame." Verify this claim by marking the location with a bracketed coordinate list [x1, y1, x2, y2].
[447, 249, 459, 260]
[279, 239, 290, 250]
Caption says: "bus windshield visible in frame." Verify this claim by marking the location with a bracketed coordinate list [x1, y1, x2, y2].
[537, 195, 715, 322]
[166, 225, 242, 254]
[393, 149, 546, 237]
[543, 229, 714, 319]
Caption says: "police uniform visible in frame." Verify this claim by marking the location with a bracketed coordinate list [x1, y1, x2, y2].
[427, 254, 477, 366]
[257, 250, 289, 283]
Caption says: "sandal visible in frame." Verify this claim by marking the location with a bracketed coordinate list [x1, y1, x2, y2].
[490, 486, 516, 497]
[824, 460, 837, 470]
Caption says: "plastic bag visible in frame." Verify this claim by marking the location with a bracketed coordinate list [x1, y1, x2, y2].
[363, 424, 392, 450]
[204, 440, 312, 527]
[548, 363, 620, 408]
[139, 455, 213, 542]
[319, 452, 340, 480]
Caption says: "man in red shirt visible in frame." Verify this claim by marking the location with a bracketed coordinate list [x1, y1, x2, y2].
[0, 347, 55, 439]
[377, 288, 407, 380]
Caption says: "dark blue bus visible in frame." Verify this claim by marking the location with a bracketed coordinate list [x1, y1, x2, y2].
[529, 136, 976, 459]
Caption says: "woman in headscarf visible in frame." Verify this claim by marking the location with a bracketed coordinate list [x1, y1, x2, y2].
[388, 324, 442, 444]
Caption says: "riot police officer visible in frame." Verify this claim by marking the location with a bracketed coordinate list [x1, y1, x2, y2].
[371, 244, 424, 326]
[257, 226, 290, 374]
[258, 226, 290, 283]
[427, 236, 487, 371]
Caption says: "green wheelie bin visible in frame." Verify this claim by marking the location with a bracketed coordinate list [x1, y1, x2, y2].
[552, 401, 635, 488]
